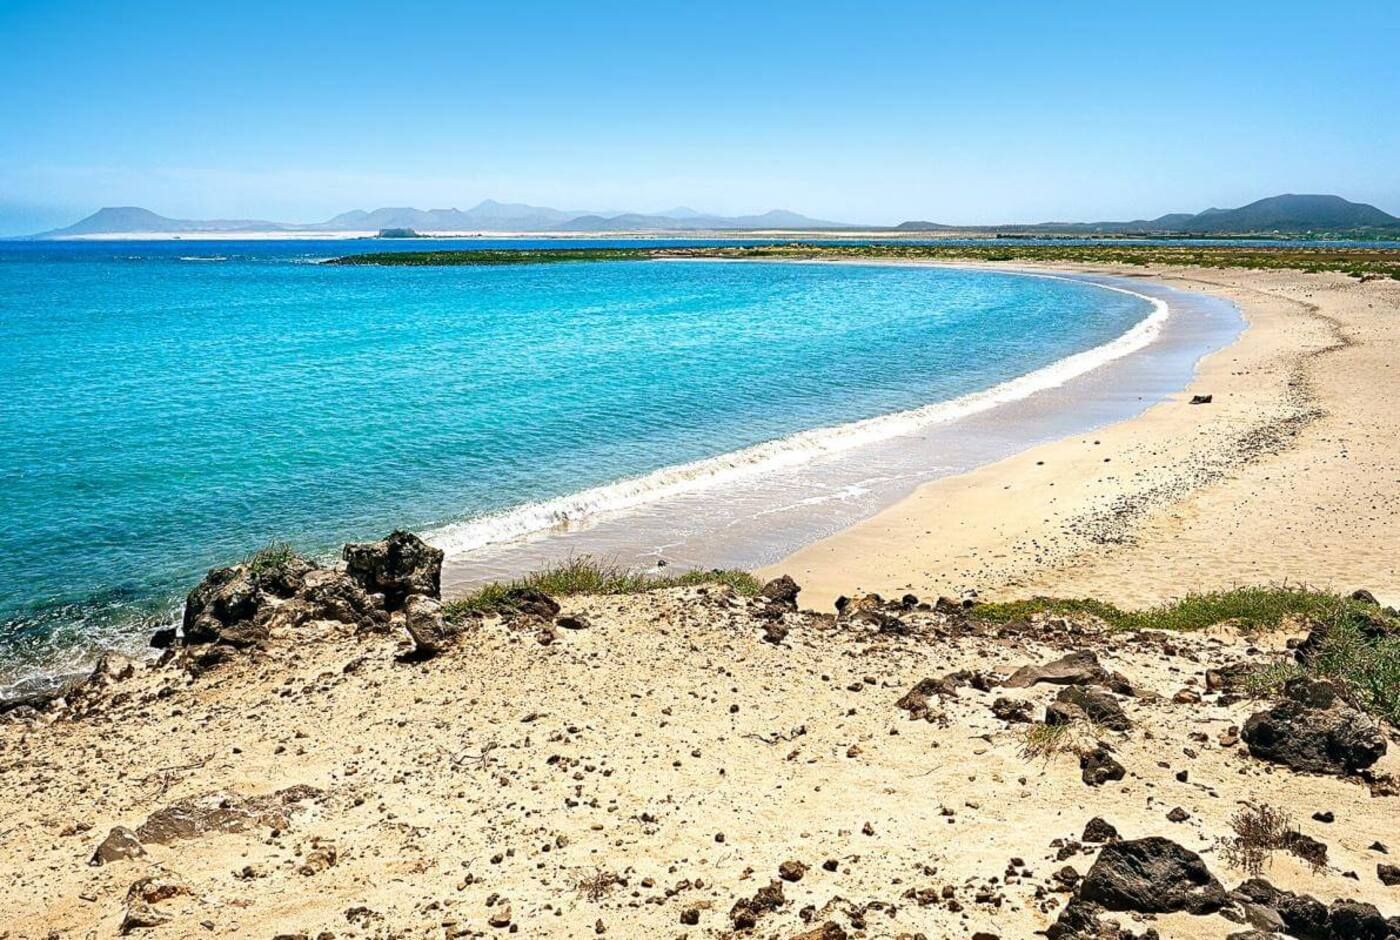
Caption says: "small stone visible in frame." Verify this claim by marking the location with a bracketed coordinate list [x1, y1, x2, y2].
[488, 903, 512, 928]
[778, 860, 807, 882]
[1082, 817, 1119, 843]
[91, 827, 146, 866]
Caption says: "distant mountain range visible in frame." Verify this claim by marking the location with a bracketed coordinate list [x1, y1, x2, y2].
[896, 195, 1400, 236]
[33, 200, 854, 237]
[28, 193, 1400, 238]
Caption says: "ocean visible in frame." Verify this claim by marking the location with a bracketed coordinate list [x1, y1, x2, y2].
[1, 239, 1229, 689]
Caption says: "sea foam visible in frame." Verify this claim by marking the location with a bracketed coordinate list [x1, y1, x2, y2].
[429, 271, 1169, 556]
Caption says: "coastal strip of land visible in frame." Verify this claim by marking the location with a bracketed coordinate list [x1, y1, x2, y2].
[327, 241, 1400, 280]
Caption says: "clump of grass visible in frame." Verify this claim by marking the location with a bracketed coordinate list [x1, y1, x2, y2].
[1222, 803, 1296, 877]
[442, 556, 761, 621]
[1017, 718, 1105, 761]
[244, 540, 298, 574]
[975, 587, 1399, 726]
[1238, 661, 1306, 699]
[1306, 609, 1400, 726]
[972, 585, 1343, 633]
[968, 596, 1126, 626]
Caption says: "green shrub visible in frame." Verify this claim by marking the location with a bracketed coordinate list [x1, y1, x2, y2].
[443, 556, 760, 620]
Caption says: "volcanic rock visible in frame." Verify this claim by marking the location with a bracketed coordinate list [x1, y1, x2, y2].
[497, 587, 561, 620]
[759, 574, 801, 609]
[1079, 837, 1226, 914]
[1004, 651, 1109, 689]
[343, 530, 442, 610]
[1241, 677, 1386, 774]
[1080, 746, 1126, 787]
[91, 826, 146, 865]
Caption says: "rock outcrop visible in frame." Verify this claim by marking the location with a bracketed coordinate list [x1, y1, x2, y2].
[1048, 685, 1131, 731]
[1241, 677, 1386, 774]
[342, 530, 443, 610]
[1079, 837, 1226, 914]
[1003, 650, 1109, 688]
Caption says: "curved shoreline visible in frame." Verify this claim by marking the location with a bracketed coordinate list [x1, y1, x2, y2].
[760, 263, 1400, 608]
[438, 265, 1241, 592]
[429, 265, 1172, 558]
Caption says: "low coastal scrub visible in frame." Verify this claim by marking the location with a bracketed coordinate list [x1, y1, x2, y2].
[973, 586, 1399, 725]
[329, 248, 651, 267]
[327, 242, 1400, 280]
[243, 540, 299, 575]
[970, 585, 1344, 633]
[442, 556, 760, 620]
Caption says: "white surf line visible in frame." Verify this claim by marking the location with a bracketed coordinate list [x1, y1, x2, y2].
[428, 267, 1171, 556]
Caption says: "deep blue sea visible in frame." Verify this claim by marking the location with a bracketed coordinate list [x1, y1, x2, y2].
[0, 238, 1159, 687]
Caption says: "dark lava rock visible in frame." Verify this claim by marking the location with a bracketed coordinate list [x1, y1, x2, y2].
[729, 879, 784, 929]
[1080, 837, 1225, 914]
[343, 530, 442, 610]
[182, 564, 265, 645]
[182, 549, 387, 649]
[1166, 807, 1190, 823]
[777, 859, 806, 882]
[90, 826, 146, 865]
[1190, 394, 1213, 404]
[1082, 817, 1119, 843]
[991, 697, 1034, 723]
[759, 574, 801, 609]
[556, 614, 590, 630]
[1351, 589, 1380, 605]
[1232, 878, 1329, 938]
[762, 620, 790, 644]
[1052, 686, 1130, 731]
[895, 678, 949, 722]
[1241, 677, 1386, 775]
[1003, 650, 1109, 689]
[1080, 746, 1126, 787]
[497, 587, 561, 620]
[1285, 830, 1329, 870]
[1379, 863, 1400, 886]
[1044, 896, 1105, 939]
[1328, 899, 1393, 939]
[280, 569, 388, 632]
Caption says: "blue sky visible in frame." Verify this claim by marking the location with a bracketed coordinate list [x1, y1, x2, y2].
[1, 0, 1397, 234]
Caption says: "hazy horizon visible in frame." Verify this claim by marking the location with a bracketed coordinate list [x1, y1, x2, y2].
[3, 1, 1398, 236]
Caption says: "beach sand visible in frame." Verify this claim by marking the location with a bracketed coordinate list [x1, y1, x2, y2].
[762, 265, 1400, 610]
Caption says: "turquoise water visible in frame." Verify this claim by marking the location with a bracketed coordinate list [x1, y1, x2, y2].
[0, 240, 1154, 686]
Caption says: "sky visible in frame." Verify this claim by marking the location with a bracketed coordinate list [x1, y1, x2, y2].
[1, 0, 1398, 235]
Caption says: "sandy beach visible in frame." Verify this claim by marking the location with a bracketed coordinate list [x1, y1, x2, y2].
[762, 264, 1400, 610]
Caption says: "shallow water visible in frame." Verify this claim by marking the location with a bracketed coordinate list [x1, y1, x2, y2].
[2, 241, 1180, 686]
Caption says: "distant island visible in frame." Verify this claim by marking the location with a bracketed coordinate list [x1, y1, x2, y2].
[23, 193, 1400, 239]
